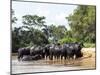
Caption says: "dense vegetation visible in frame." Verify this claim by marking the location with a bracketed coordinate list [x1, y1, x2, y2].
[12, 5, 96, 52]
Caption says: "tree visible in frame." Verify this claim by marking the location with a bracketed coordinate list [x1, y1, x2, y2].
[12, 27, 22, 52]
[22, 15, 45, 27]
[12, 9, 17, 24]
[21, 15, 48, 45]
[43, 24, 67, 43]
[66, 5, 96, 43]
[42, 25, 50, 41]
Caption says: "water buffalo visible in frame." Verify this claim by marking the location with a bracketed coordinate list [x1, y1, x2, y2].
[65, 42, 83, 59]
[49, 43, 62, 60]
[49, 44, 55, 60]
[18, 46, 44, 61]
[53, 44, 61, 60]
[18, 42, 83, 61]
[21, 55, 43, 61]
[58, 42, 83, 60]
[17, 47, 30, 61]
[43, 44, 51, 59]
[30, 46, 45, 58]
[60, 44, 68, 60]
[22, 55, 33, 61]
[73, 42, 83, 58]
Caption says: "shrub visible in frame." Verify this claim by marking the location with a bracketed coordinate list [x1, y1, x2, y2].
[84, 43, 95, 48]
[58, 37, 77, 44]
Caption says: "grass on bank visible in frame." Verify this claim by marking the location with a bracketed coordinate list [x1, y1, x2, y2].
[84, 43, 95, 48]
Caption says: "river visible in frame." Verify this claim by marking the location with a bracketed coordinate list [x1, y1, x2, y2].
[11, 48, 96, 74]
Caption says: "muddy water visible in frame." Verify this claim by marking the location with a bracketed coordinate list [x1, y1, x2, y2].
[11, 48, 96, 74]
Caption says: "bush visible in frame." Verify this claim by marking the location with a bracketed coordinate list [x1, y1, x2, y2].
[84, 43, 95, 48]
[58, 38, 95, 48]
[58, 37, 77, 44]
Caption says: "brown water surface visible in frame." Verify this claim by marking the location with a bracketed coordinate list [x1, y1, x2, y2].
[11, 48, 96, 74]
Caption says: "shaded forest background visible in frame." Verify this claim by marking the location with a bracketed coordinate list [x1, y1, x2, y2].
[12, 5, 96, 53]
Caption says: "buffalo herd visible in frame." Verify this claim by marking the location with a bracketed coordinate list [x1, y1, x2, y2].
[17, 42, 84, 61]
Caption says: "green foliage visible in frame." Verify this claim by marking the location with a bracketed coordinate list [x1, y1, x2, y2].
[58, 37, 77, 44]
[12, 27, 49, 52]
[66, 5, 96, 43]
[47, 25, 67, 43]
[22, 15, 45, 27]
[84, 43, 95, 48]
[12, 9, 17, 24]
